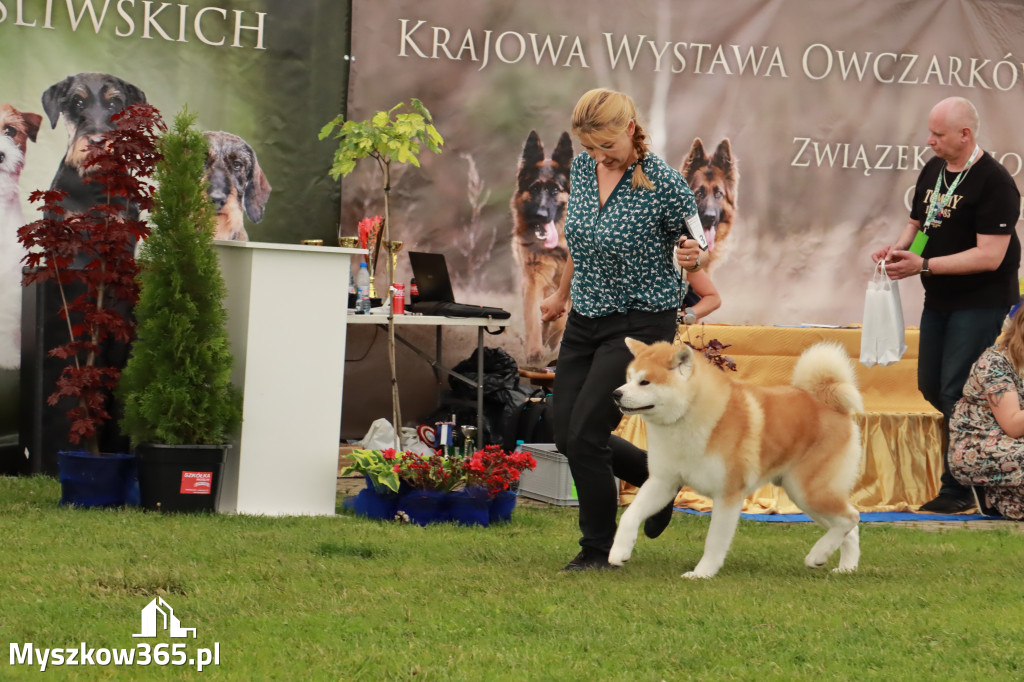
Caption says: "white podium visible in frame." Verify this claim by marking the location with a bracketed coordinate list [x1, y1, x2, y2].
[214, 240, 364, 516]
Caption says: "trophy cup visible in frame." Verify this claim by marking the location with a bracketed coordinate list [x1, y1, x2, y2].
[367, 237, 383, 299]
[460, 425, 478, 456]
[337, 236, 359, 249]
[385, 240, 404, 286]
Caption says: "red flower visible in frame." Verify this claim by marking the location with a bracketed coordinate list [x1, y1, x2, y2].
[397, 450, 464, 492]
[464, 445, 536, 496]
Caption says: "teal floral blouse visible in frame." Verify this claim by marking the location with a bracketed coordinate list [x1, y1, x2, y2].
[565, 152, 699, 318]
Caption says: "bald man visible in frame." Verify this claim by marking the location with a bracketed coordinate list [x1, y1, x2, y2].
[872, 96, 1021, 513]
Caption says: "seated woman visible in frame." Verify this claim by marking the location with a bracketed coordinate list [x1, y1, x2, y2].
[678, 267, 721, 324]
[948, 302, 1024, 519]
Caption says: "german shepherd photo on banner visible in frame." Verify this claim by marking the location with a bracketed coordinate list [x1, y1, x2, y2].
[680, 138, 739, 272]
[511, 130, 572, 368]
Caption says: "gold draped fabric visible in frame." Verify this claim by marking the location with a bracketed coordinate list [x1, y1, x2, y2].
[614, 324, 944, 514]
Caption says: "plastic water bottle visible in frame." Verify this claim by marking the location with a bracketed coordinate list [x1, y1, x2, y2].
[355, 262, 371, 314]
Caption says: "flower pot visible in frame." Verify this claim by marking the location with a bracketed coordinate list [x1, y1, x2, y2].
[344, 475, 400, 520]
[489, 489, 518, 524]
[57, 451, 139, 508]
[135, 443, 226, 513]
[347, 487, 399, 520]
[448, 486, 492, 527]
[397, 489, 450, 526]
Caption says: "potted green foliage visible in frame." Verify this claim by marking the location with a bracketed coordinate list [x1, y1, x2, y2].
[18, 103, 164, 507]
[319, 99, 444, 447]
[118, 108, 242, 513]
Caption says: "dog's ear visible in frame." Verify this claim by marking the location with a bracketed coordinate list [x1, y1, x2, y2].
[669, 344, 694, 372]
[121, 81, 147, 106]
[42, 77, 73, 128]
[517, 130, 544, 191]
[22, 112, 43, 142]
[624, 337, 646, 356]
[243, 152, 272, 223]
[681, 138, 707, 178]
[712, 139, 735, 177]
[551, 131, 574, 172]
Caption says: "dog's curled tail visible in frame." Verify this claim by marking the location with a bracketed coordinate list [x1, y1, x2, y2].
[791, 342, 864, 416]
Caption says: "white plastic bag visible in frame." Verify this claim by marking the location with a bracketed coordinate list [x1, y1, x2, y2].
[860, 260, 907, 367]
[356, 418, 435, 455]
[357, 418, 398, 450]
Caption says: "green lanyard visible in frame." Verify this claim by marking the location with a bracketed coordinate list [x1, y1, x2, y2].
[923, 145, 980, 230]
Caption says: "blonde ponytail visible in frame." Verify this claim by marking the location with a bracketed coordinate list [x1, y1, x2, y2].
[630, 120, 653, 190]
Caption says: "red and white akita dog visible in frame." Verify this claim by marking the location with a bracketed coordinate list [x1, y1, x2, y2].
[610, 339, 863, 578]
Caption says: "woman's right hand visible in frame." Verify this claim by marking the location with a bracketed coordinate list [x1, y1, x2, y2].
[540, 291, 569, 322]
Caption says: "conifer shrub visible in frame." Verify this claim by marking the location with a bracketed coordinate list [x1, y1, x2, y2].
[119, 109, 242, 446]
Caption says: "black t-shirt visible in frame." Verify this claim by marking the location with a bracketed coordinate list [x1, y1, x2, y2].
[909, 151, 1021, 312]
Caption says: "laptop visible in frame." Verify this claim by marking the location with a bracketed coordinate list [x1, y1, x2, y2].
[407, 251, 511, 319]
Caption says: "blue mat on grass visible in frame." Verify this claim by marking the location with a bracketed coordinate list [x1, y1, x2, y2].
[679, 508, 1002, 522]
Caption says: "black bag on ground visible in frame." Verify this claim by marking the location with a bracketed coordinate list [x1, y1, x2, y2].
[501, 388, 554, 451]
[427, 347, 530, 447]
[448, 347, 521, 405]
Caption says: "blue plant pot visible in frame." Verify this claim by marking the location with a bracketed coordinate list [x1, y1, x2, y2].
[489, 489, 518, 524]
[347, 485, 399, 521]
[57, 451, 139, 508]
[449, 486, 492, 527]
[397, 489, 450, 526]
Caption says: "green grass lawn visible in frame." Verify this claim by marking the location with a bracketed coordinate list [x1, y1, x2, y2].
[2, 475, 1023, 681]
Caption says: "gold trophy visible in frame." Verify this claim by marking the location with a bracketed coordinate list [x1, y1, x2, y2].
[385, 240, 404, 287]
[337, 236, 359, 248]
[366, 227, 386, 298]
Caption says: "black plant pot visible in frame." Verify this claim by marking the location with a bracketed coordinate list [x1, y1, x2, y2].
[136, 443, 227, 513]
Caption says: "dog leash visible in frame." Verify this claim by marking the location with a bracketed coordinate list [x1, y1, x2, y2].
[675, 273, 692, 344]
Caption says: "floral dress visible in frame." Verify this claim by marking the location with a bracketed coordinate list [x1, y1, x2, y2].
[949, 347, 1024, 519]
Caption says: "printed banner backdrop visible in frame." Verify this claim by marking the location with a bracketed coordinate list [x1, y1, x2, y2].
[347, 0, 1024, 368]
[0, 1, 351, 462]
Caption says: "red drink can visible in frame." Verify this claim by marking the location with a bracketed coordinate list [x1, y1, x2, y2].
[392, 283, 405, 314]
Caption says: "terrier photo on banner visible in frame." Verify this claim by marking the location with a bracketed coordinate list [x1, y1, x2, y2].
[203, 130, 272, 242]
[41, 72, 147, 216]
[0, 103, 42, 369]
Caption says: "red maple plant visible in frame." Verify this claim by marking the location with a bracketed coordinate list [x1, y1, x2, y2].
[18, 104, 165, 453]
[683, 324, 738, 372]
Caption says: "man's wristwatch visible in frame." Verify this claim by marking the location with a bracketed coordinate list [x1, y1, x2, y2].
[920, 258, 931, 277]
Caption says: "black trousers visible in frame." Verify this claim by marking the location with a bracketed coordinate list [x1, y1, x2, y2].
[918, 305, 1008, 496]
[552, 308, 677, 553]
